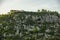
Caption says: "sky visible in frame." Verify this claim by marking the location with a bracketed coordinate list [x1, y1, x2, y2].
[0, 0, 60, 14]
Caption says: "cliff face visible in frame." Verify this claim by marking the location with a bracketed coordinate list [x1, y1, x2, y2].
[0, 10, 60, 40]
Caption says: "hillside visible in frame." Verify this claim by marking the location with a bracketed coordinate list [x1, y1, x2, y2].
[0, 9, 60, 40]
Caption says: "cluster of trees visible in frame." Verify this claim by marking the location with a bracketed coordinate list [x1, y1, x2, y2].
[0, 9, 60, 40]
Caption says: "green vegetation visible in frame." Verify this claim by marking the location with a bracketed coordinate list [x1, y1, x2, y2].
[0, 9, 60, 40]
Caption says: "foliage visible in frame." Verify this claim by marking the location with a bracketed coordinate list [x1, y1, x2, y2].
[0, 9, 60, 40]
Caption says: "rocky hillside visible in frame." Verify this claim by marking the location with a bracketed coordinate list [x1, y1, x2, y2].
[0, 9, 60, 40]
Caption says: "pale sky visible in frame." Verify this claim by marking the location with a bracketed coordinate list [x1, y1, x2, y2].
[0, 0, 60, 14]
